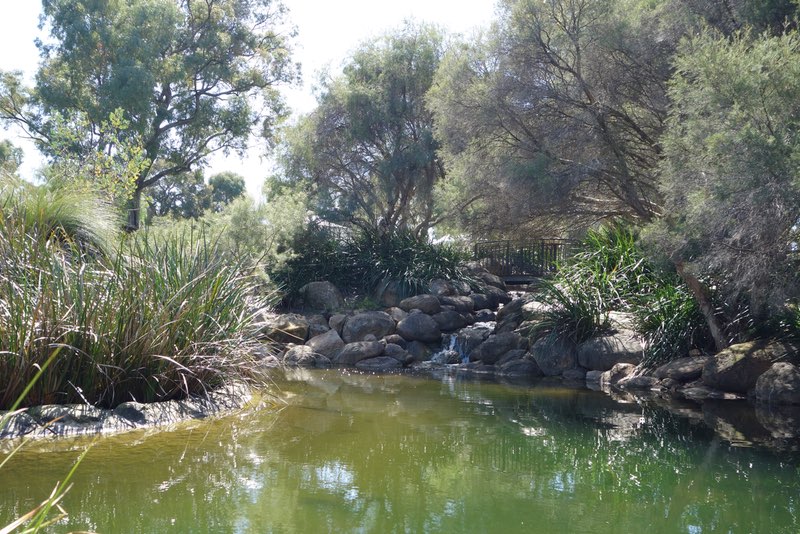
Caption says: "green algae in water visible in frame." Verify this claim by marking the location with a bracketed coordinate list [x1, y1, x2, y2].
[1, 370, 799, 533]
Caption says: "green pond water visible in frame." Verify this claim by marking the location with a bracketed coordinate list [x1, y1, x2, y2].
[1, 369, 800, 533]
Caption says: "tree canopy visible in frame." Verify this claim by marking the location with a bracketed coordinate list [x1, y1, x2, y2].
[278, 22, 458, 236]
[0, 0, 296, 228]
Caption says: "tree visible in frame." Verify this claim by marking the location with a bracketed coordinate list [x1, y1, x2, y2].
[650, 30, 800, 337]
[279, 22, 459, 236]
[429, 0, 677, 238]
[209, 171, 246, 212]
[147, 169, 209, 219]
[0, 0, 296, 229]
[0, 140, 22, 175]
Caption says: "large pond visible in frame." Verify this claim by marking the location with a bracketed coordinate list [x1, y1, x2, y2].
[1, 369, 799, 533]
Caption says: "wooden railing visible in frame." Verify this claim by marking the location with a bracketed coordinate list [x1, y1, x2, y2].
[473, 240, 573, 279]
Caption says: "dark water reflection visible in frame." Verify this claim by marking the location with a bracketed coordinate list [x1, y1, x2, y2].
[1, 369, 799, 533]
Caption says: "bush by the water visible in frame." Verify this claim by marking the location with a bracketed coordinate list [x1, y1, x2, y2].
[273, 226, 472, 301]
[0, 182, 269, 410]
[533, 224, 712, 364]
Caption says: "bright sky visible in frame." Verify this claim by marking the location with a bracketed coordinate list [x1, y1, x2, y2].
[0, 1, 496, 198]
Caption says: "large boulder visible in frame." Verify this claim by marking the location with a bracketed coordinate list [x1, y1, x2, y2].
[397, 312, 442, 343]
[406, 340, 434, 362]
[429, 279, 458, 297]
[283, 345, 318, 368]
[259, 314, 309, 344]
[499, 357, 544, 378]
[305, 328, 345, 359]
[470, 293, 491, 311]
[333, 341, 385, 366]
[474, 309, 496, 323]
[600, 363, 637, 386]
[477, 271, 507, 291]
[384, 343, 412, 365]
[356, 356, 403, 372]
[531, 337, 577, 376]
[386, 307, 408, 323]
[456, 326, 493, 357]
[298, 281, 344, 312]
[399, 294, 442, 315]
[342, 311, 396, 343]
[702, 340, 798, 394]
[432, 310, 468, 332]
[306, 314, 331, 338]
[471, 332, 524, 365]
[653, 355, 711, 382]
[577, 330, 643, 371]
[438, 295, 474, 313]
[484, 286, 512, 310]
[754, 362, 800, 405]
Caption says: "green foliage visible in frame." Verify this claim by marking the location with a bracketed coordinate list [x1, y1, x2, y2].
[652, 29, 800, 319]
[278, 22, 448, 235]
[0, 182, 271, 410]
[1, 0, 296, 228]
[532, 224, 712, 361]
[273, 226, 471, 301]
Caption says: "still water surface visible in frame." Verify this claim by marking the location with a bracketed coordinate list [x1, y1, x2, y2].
[1, 369, 799, 533]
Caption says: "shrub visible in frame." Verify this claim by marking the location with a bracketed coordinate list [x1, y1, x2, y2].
[0, 184, 270, 409]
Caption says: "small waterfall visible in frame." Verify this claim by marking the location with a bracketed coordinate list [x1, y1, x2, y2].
[430, 334, 463, 365]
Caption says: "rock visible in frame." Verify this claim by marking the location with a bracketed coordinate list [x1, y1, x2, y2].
[452, 280, 472, 296]
[431, 350, 462, 365]
[283, 345, 318, 367]
[702, 340, 798, 394]
[531, 337, 577, 376]
[618, 375, 659, 390]
[399, 294, 442, 315]
[439, 295, 474, 313]
[384, 343, 412, 365]
[470, 293, 491, 311]
[754, 362, 800, 405]
[342, 311, 396, 343]
[577, 329, 643, 371]
[397, 313, 442, 343]
[328, 313, 347, 335]
[514, 320, 539, 338]
[386, 307, 408, 323]
[563, 368, 588, 381]
[305, 328, 345, 359]
[496, 349, 528, 366]
[375, 279, 402, 307]
[456, 327, 492, 357]
[260, 355, 281, 368]
[499, 358, 544, 377]
[679, 384, 744, 402]
[259, 313, 309, 343]
[496, 297, 526, 323]
[333, 341, 385, 366]
[429, 279, 457, 297]
[653, 356, 711, 382]
[113, 402, 147, 424]
[474, 309, 496, 322]
[477, 271, 507, 291]
[433, 310, 468, 332]
[384, 334, 406, 348]
[521, 300, 550, 322]
[315, 355, 332, 368]
[484, 286, 512, 310]
[471, 332, 524, 365]
[600, 363, 637, 386]
[306, 314, 331, 338]
[356, 356, 402, 372]
[298, 281, 344, 312]
[406, 340, 433, 362]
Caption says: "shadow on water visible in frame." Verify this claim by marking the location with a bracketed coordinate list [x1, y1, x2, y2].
[2, 369, 800, 533]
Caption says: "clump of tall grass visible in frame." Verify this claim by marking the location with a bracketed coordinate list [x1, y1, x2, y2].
[532, 223, 712, 363]
[273, 226, 472, 300]
[0, 183, 270, 410]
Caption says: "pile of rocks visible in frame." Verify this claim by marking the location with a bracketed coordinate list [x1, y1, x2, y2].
[258, 273, 800, 408]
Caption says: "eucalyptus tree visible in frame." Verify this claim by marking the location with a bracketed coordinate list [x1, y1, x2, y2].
[0, 0, 296, 229]
[279, 22, 460, 236]
[429, 0, 678, 238]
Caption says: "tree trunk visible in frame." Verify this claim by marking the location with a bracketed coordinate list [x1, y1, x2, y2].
[126, 188, 143, 231]
[673, 259, 728, 352]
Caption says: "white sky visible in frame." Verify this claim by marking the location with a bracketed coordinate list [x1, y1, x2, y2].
[0, 1, 496, 198]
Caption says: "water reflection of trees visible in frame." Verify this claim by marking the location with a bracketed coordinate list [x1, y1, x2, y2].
[0, 370, 799, 532]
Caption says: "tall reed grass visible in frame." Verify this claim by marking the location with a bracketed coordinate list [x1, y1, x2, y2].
[0, 182, 269, 409]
